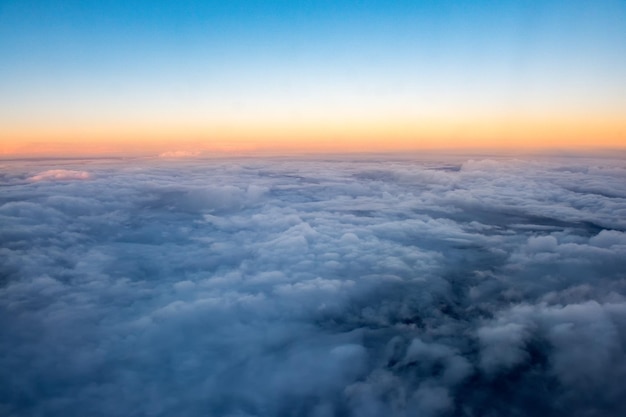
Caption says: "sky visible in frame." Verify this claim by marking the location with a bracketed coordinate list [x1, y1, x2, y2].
[1, 0, 626, 156]
[2, 153, 626, 416]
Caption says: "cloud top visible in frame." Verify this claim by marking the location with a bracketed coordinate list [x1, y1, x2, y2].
[1, 154, 625, 416]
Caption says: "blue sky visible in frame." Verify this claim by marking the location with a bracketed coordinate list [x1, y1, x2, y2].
[1, 0, 625, 154]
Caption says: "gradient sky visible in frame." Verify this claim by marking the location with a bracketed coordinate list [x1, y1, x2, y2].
[1, 0, 625, 156]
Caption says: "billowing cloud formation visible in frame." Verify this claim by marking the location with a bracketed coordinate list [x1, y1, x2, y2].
[1, 154, 625, 416]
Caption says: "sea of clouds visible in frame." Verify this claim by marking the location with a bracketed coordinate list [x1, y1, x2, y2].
[1, 153, 625, 416]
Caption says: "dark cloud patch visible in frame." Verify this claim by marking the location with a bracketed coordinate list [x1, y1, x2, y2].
[1, 155, 625, 416]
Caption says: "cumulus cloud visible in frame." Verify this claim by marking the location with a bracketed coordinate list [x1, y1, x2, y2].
[1, 154, 625, 416]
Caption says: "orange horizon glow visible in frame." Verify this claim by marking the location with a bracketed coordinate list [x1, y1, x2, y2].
[3, 1, 625, 159]
[2, 116, 625, 157]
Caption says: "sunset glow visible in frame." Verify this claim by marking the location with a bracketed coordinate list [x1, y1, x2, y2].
[1, 0, 625, 156]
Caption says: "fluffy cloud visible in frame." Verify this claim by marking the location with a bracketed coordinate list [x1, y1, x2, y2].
[0, 154, 625, 416]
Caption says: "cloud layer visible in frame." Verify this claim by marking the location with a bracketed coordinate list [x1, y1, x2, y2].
[1, 154, 625, 416]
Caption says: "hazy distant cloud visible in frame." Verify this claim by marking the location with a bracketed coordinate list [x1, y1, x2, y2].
[28, 169, 90, 181]
[158, 150, 201, 158]
[1, 154, 626, 416]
